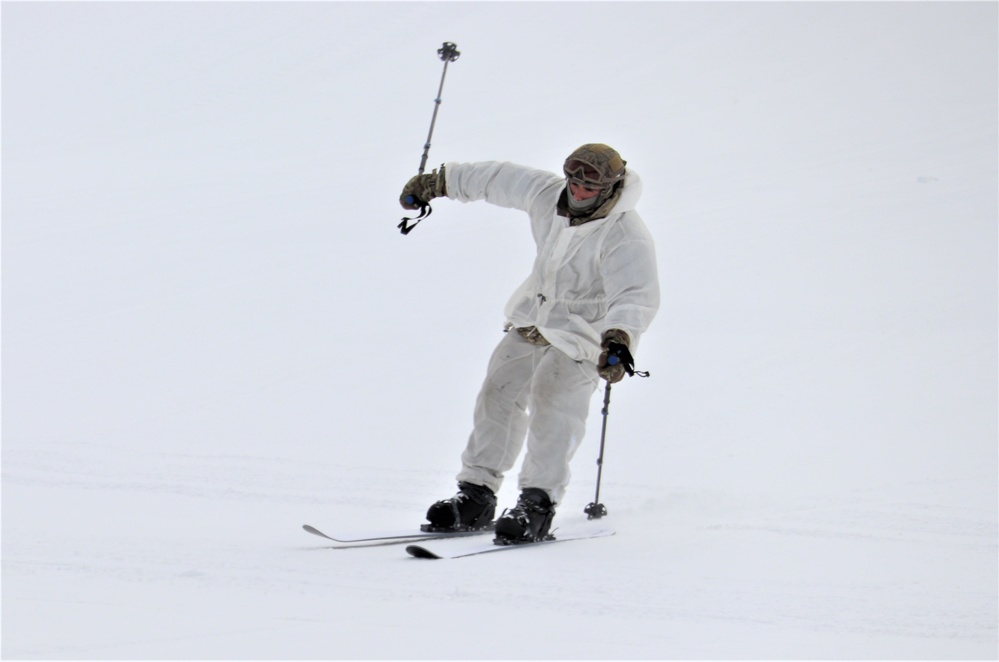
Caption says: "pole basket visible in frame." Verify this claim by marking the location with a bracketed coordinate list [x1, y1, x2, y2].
[584, 502, 608, 520]
[438, 42, 460, 62]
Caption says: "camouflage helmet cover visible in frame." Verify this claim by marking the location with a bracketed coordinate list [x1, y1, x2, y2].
[563, 143, 627, 189]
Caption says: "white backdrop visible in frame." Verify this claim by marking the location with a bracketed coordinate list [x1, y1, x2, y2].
[3, 2, 996, 658]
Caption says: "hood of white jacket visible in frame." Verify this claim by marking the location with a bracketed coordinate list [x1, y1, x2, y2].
[611, 169, 643, 215]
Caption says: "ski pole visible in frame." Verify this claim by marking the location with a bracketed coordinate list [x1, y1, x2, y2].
[584, 348, 650, 520]
[399, 41, 461, 235]
[584, 381, 614, 520]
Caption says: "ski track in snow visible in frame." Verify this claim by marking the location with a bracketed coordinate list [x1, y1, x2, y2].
[4, 444, 996, 658]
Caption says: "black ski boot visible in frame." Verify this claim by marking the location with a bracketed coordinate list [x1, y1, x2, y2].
[494, 488, 555, 544]
[423, 482, 496, 532]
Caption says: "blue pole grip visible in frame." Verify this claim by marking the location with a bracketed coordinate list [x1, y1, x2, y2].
[607, 354, 620, 366]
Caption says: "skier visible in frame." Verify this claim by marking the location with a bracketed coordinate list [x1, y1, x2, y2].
[399, 143, 660, 544]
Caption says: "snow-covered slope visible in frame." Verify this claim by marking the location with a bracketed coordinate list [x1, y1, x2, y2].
[3, 2, 996, 658]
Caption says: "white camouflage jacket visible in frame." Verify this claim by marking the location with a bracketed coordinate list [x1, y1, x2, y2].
[444, 161, 660, 365]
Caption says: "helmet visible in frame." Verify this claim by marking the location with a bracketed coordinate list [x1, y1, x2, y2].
[563, 144, 627, 189]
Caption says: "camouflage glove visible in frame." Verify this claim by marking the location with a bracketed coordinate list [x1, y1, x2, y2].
[400, 166, 447, 210]
[597, 329, 632, 383]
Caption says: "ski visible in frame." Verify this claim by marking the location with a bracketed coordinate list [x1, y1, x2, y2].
[302, 524, 492, 549]
[406, 527, 615, 559]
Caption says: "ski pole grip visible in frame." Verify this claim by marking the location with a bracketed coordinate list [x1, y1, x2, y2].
[404, 194, 428, 208]
[607, 354, 620, 366]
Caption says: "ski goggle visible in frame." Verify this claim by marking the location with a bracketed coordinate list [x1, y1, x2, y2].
[564, 159, 606, 189]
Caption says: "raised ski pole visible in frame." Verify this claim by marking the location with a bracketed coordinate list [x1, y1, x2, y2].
[399, 41, 461, 235]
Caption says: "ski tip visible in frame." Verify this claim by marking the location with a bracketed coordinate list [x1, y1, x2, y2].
[303, 524, 334, 541]
[405, 544, 442, 560]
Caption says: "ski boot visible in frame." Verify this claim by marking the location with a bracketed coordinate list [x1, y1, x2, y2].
[423, 481, 496, 532]
[494, 488, 555, 545]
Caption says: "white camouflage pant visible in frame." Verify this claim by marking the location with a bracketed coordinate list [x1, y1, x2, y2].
[456, 329, 600, 505]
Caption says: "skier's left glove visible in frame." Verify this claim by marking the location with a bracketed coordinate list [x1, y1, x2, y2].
[597, 329, 632, 383]
[400, 166, 447, 210]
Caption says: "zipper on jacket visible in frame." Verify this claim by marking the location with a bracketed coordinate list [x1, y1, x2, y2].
[537, 293, 547, 305]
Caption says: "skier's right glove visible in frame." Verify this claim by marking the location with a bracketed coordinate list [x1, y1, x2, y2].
[400, 166, 447, 210]
[597, 329, 632, 383]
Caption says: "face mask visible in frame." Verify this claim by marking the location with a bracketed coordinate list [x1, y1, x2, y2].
[566, 183, 604, 213]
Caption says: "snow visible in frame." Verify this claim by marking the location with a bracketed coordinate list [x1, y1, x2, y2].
[2, 1, 996, 659]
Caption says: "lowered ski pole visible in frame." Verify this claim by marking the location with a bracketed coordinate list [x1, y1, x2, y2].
[584, 381, 614, 520]
[399, 41, 461, 235]
[584, 344, 650, 520]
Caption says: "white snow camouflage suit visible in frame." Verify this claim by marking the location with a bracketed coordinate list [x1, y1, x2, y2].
[443, 160, 660, 504]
